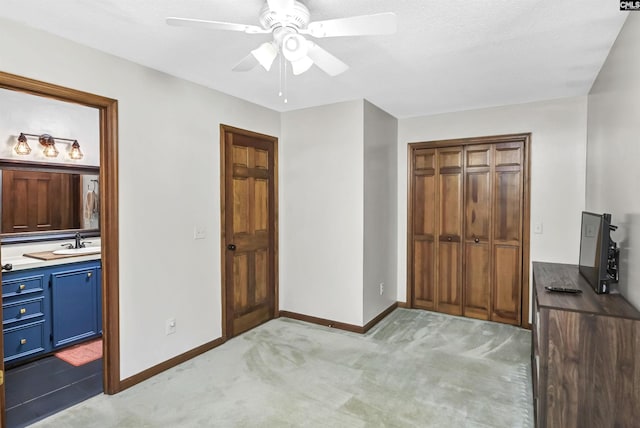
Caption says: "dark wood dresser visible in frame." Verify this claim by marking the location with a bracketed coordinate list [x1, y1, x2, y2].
[532, 262, 640, 428]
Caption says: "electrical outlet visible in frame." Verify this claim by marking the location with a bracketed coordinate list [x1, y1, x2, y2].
[379, 283, 384, 296]
[166, 318, 177, 335]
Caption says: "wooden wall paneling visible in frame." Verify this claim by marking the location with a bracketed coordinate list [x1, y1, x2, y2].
[463, 144, 493, 320]
[436, 147, 463, 315]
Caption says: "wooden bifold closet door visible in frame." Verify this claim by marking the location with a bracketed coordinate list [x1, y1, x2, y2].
[408, 134, 529, 327]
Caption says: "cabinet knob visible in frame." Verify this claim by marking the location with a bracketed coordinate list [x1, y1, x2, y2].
[447, 236, 452, 241]
[19, 284, 26, 291]
[87, 272, 92, 278]
[20, 308, 26, 315]
[20, 339, 27, 345]
[474, 238, 480, 243]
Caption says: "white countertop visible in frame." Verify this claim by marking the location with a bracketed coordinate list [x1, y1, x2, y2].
[2, 253, 101, 273]
[2, 239, 102, 273]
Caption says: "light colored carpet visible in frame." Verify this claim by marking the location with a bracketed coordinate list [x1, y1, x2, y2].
[31, 309, 533, 427]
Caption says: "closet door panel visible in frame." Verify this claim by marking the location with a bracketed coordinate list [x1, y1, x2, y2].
[414, 239, 435, 308]
[436, 147, 463, 315]
[465, 173, 491, 240]
[464, 144, 493, 320]
[412, 148, 437, 309]
[464, 243, 490, 319]
[493, 245, 521, 325]
[414, 174, 436, 236]
[492, 141, 523, 325]
[437, 241, 462, 314]
[494, 170, 522, 243]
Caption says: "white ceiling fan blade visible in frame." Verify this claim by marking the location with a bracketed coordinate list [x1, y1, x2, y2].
[267, 0, 294, 13]
[232, 53, 260, 72]
[302, 12, 397, 38]
[307, 43, 349, 76]
[166, 17, 269, 34]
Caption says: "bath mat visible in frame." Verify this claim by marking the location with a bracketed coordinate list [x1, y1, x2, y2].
[55, 339, 102, 366]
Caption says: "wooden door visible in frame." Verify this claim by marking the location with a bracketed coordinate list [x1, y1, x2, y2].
[408, 134, 530, 328]
[491, 142, 524, 325]
[411, 148, 437, 309]
[463, 145, 492, 320]
[435, 147, 463, 316]
[222, 125, 277, 338]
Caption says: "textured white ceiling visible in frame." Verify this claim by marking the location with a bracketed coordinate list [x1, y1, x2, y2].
[0, 0, 628, 118]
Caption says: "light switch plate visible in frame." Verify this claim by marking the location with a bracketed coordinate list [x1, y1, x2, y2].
[534, 222, 543, 234]
[194, 225, 206, 240]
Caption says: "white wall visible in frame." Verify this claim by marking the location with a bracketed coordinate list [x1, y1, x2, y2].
[363, 101, 398, 324]
[0, 87, 100, 166]
[0, 17, 280, 379]
[587, 14, 640, 309]
[280, 100, 364, 326]
[397, 96, 588, 303]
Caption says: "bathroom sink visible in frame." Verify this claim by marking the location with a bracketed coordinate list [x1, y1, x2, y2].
[52, 247, 101, 256]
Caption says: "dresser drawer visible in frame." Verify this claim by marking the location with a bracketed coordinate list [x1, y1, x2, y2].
[2, 297, 45, 326]
[2, 274, 46, 299]
[3, 320, 46, 362]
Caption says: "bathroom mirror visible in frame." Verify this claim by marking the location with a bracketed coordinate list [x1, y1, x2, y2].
[0, 159, 99, 244]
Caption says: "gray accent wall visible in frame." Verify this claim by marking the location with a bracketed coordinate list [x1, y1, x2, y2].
[587, 14, 640, 309]
[363, 101, 398, 324]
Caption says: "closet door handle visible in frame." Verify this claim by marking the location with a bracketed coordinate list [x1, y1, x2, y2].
[227, 244, 236, 251]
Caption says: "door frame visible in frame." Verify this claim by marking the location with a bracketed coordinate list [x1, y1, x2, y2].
[406, 133, 531, 329]
[0, 71, 121, 428]
[219, 124, 279, 340]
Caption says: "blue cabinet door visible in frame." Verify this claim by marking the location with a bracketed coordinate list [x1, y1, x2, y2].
[51, 266, 99, 348]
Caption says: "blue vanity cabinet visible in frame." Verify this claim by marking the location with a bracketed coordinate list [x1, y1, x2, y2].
[1, 259, 102, 364]
[1, 268, 51, 363]
[51, 261, 101, 348]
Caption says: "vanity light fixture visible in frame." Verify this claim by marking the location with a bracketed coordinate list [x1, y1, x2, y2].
[69, 140, 84, 160]
[14, 133, 32, 155]
[15, 133, 84, 160]
[40, 135, 59, 158]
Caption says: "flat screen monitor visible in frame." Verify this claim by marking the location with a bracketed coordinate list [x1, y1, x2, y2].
[579, 211, 613, 294]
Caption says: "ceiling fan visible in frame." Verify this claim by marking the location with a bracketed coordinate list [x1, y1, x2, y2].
[166, 0, 396, 77]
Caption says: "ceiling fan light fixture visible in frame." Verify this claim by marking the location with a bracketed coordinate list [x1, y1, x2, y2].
[251, 42, 278, 71]
[282, 33, 308, 63]
[291, 56, 313, 75]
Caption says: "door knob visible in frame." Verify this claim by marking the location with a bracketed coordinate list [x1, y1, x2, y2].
[474, 238, 480, 243]
[227, 244, 236, 251]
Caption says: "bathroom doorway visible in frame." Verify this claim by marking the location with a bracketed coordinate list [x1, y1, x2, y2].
[0, 71, 120, 427]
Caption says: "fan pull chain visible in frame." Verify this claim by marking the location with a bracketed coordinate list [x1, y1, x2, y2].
[278, 53, 283, 98]
[277, 53, 288, 103]
[283, 59, 288, 104]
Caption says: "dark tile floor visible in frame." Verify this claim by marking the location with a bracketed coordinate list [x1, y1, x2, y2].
[5, 356, 102, 428]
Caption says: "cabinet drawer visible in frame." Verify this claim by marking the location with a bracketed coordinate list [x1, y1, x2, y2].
[2, 297, 45, 326]
[2, 274, 45, 298]
[3, 320, 46, 362]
